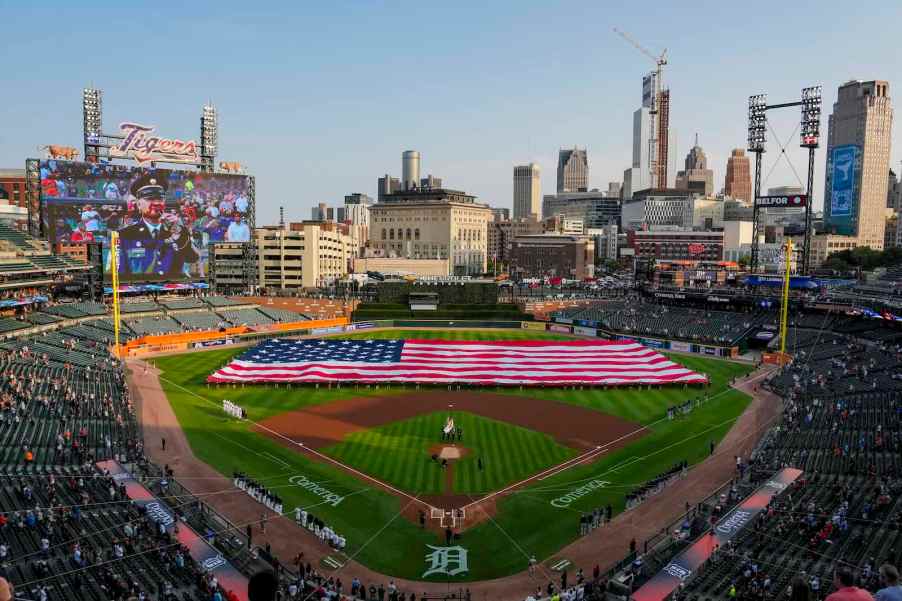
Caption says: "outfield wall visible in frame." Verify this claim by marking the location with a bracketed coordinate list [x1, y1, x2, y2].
[126, 316, 741, 361]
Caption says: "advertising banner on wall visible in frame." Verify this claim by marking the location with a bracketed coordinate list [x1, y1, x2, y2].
[632, 468, 803, 601]
[574, 319, 601, 329]
[573, 326, 597, 337]
[669, 341, 691, 352]
[311, 326, 345, 336]
[521, 322, 549, 331]
[754, 194, 808, 208]
[548, 324, 573, 334]
[96, 460, 249, 601]
[828, 144, 859, 235]
[40, 160, 252, 281]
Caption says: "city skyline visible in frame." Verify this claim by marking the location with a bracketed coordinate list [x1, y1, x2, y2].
[1, 2, 900, 225]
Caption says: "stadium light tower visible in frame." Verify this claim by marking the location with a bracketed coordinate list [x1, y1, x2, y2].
[747, 94, 767, 273]
[800, 86, 822, 275]
[200, 104, 218, 173]
[83, 87, 103, 163]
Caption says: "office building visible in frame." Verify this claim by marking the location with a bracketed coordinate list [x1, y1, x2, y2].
[339, 193, 372, 227]
[0, 169, 26, 208]
[513, 163, 542, 220]
[723, 198, 754, 222]
[0, 198, 28, 231]
[690, 197, 725, 230]
[889, 169, 901, 211]
[377, 174, 401, 202]
[311, 202, 334, 221]
[629, 229, 724, 262]
[885, 214, 899, 249]
[588, 223, 620, 261]
[491, 207, 511, 222]
[209, 242, 257, 294]
[368, 187, 492, 276]
[824, 80, 893, 249]
[607, 182, 622, 199]
[248, 222, 354, 289]
[420, 174, 442, 189]
[723, 149, 752, 202]
[621, 189, 694, 230]
[542, 191, 620, 229]
[675, 136, 714, 195]
[510, 234, 595, 279]
[557, 148, 588, 193]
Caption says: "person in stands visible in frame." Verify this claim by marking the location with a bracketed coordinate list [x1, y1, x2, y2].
[877, 565, 902, 601]
[826, 566, 874, 601]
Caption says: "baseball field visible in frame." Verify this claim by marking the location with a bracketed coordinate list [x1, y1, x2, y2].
[152, 328, 754, 581]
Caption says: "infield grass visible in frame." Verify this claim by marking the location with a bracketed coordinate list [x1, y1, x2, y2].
[323, 411, 576, 495]
[153, 328, 754, 581]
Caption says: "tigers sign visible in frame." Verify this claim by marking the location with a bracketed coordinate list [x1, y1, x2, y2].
[109, 122, 200, 165]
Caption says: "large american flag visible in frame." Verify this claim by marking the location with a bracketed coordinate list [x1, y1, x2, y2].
[206, 339, 708, 386]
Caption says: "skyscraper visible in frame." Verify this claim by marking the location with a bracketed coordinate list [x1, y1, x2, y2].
[724, 149, 752, 202]
[557, 148, 588, 193]
[513, 163, 541, 219]
[824, 80, 894, 249]
[377, 174, 400, 202]
[623, 74, 671, 198]
[401, 150, 421, 191]
[675, 135, 714, 195]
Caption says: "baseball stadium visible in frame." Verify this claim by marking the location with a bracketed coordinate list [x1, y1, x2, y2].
[1, 85, 900, 601]
[3, 248, 902, 601]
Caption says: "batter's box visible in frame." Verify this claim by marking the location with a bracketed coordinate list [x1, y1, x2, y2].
[431, 507, 466, 528]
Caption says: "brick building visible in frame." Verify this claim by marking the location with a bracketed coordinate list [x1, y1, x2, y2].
[510, 234, 595, 279]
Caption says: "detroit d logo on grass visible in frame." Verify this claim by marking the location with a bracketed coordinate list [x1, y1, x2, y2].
[423, 545, 469, 578]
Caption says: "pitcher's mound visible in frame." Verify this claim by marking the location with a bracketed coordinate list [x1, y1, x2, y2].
[429, 444, 470, 461]
[439, 446, 462, 460]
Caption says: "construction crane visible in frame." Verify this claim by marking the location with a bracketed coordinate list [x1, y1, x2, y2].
[613, 27, 669, 190]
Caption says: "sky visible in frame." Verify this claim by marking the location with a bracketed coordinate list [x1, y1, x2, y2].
[1, 1, 900, 225]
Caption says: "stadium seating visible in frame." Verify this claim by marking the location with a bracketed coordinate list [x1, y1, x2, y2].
[117, 301, 161, 314]
[0, 317, 29, 335]
[217, 308, 275, 327]
[43, 302, 107, 319]
[24, 312, 65, 326]
[160, 297, 207, 310]
[125, 316, 183, 337]
[640, 316, 902, 601]
[256, 306, 309, 322]
[171, 311, 227, 331]
[204, 296, 248, 307]
[553, 300, 775, 345]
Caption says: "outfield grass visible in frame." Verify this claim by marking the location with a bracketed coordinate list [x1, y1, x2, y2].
[323, 411, 576, 495]
[153, 328, 754, 581]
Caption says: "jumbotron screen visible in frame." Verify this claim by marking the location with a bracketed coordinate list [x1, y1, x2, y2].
[40, 160, 252, 281]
